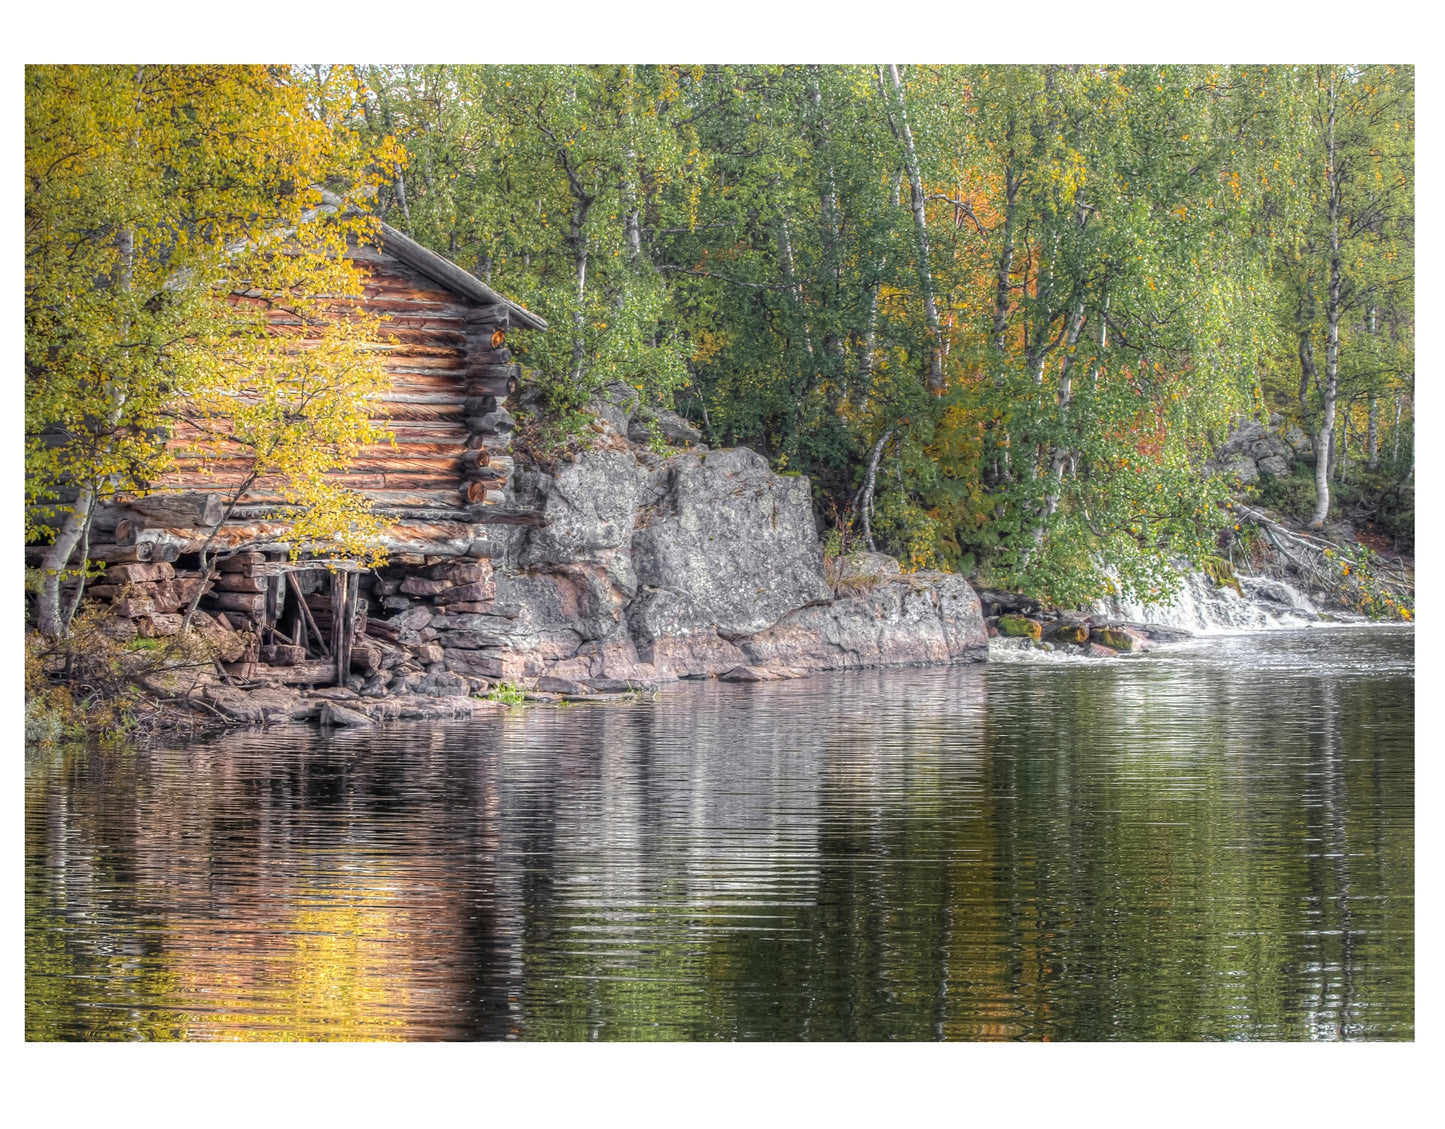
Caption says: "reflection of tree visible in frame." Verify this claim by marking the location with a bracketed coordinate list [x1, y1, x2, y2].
[27, 639, 1413, 1041]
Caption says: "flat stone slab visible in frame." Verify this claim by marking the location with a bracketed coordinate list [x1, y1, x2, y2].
[320, 702, 375, 728]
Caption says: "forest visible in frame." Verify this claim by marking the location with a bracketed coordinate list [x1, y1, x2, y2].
[26, 64, 1414, 620]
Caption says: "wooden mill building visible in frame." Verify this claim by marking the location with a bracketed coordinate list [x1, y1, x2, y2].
[51, 204, 549, 686]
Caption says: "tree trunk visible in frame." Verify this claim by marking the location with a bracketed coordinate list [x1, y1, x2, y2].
[775, 202, 814, 358]
[992, 164, 1019, 356]
[1367, 395, 1378, 470]
[569, 199, 590, 385]
[1310, 75, 1341, 530]
[1366, 305, 1378, 469]
[1392, 393, 1402, 463]
[1298, 330, 1318, 413]
[1337, 406, 1348, 480]
[857, 431, 892, 551]
[1032, 298, 1088, 548]
[34, 484, 96, 637]
[881, 64, 944, 393]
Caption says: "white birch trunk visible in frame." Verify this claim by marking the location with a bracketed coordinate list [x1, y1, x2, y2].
[1310, 75, 1341, 530]
[882, 64, 944, 392]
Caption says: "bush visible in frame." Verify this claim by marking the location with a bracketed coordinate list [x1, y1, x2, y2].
[24, 604, 220, 744]
[1252, 467, 1317, 522]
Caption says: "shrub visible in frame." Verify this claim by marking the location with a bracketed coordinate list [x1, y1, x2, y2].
[1252, 468, 1316, 522]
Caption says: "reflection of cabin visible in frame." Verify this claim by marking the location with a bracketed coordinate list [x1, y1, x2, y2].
[47, 215, 548, 686]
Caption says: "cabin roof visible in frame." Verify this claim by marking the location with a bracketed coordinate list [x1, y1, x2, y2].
[376, 222, 548, 332]
[316, 190, 547, 331]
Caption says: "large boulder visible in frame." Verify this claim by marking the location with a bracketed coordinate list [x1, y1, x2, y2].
[489, 444, 986, 684]
[628, 406, 704, 446]
[1216, 420, 1269, 458]
[629, 447, 832, 640]
[739, 572, 987, 671]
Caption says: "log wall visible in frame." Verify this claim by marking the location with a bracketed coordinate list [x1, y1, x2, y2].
[150, 243, 520, 522]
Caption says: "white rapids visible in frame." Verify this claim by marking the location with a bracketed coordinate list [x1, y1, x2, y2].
[1094, 568, 1322, 634]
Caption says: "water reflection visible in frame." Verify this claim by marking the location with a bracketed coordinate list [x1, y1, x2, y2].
[26, 627, 1413, 1040]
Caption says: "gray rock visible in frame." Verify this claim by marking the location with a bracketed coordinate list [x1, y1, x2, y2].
[719, 665, 774, 682]
[1218, 455, 1259, 485]
[1246, 434, 1293, 462]
[1282, 425, 1312, 453]
[203, 685, 313, 723]
[629, 446, 832, 640]
[320, 702, 375, 728]
[739, 572, 987, 671]
[386, 606, 434, 632]
[535, 674, 592, 695]
[1216, 420, 1268, 458]
[308, 686, 359, 701]
[589, 381, 640, 435]
[415, 670, 471, 698]
[1257, 455, 1291, 478]
[477, 443, 987, 684]
[837, 550, 902, 579]
[653, 408, 703, 444]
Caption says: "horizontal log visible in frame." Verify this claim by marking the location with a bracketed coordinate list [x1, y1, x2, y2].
[375, 506, 482, 523]
[463, 396, 499, 417]
[265, 660, 341, 685]
[355, 297, 471, 319]
[462, 481, 508, 505]
[106, 561, 176, 583]
[209, 591, 267, 613]
[125, 492, 225, 527]
[470, 506, 546, 527]
[464, 375, 517, 398]
[351, 442, 467, 459]
[468, 362, 521, 381]
[86, 543, 155, 563]
[376, 351, 471, 371]
[218, 552, 269, 572]
[216, 573, 268, 593]
[462, 303, 514, 327]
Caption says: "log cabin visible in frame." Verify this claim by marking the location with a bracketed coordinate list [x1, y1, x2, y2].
[39, 203, 550, 686]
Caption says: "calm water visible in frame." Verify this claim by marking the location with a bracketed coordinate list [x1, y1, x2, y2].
[25, 626, 1413, 1041]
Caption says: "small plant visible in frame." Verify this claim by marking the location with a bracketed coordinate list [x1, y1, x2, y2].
[1200, 555, 1243, 596]
[25, 603, 221, 743]
[486, 681, 527, 706]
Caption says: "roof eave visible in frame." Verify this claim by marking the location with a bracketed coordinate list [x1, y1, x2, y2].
[376, 222, 548, 331]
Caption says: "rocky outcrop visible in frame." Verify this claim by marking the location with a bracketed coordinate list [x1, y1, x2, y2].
[1206, 415, 1308, 484]
[431, 444, 987, 690]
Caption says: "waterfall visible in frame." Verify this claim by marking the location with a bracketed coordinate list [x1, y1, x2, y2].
[1094, 567, 1322, 634]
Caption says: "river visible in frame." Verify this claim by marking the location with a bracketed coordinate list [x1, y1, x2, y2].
[25, 624, 1413, 1041]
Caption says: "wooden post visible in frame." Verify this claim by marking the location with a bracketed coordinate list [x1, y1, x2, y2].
[331, 570, 348, 685]
[287, 571, 326, 658]
[341, 572, 358, 679]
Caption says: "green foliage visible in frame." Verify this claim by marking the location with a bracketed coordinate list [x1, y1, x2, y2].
[486, 682, 527, 706]
[1200, 555, 1243, 596]
[26, 65, 405, 634]
[1253, 466, 1317, 523]
[25, 605, 221, 742]
[348, 65, 1410, 610]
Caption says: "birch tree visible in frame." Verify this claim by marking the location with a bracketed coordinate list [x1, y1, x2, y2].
[25, 65, 401, 637]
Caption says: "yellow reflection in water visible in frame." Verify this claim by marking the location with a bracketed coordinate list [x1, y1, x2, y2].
[164, 888, 423, 1041]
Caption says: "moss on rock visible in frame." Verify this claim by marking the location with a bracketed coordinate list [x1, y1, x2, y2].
[998, 615, 1042, 640]
[1044, 622, 1089, 645]
[1089, 627, 1135, 652]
